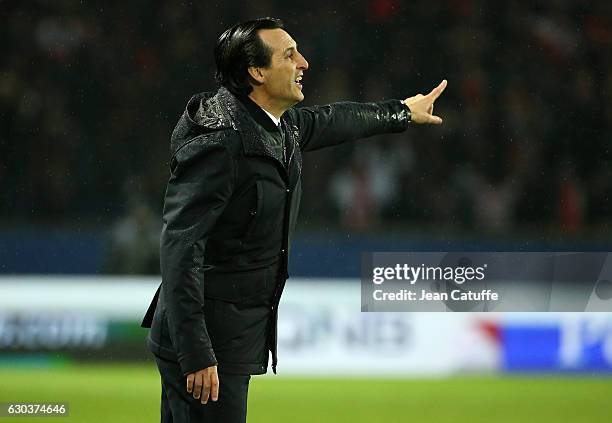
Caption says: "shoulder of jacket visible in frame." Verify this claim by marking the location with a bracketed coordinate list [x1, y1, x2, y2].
[174, 129, 241, 158]
[170, 130, 241, 173]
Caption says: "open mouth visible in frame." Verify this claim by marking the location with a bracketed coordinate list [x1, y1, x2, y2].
[295, 75, 303, 88]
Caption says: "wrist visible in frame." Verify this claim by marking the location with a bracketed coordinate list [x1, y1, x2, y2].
[400, 100, 412, 124]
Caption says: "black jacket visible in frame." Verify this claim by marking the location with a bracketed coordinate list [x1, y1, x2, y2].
[141, 86, 411, 376]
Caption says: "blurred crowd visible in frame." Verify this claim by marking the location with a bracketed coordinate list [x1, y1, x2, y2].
[2, 0, 612, 248]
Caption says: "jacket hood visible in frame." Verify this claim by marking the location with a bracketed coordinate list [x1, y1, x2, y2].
[170, 87, 235, 157]
[169, 87, 296, 170]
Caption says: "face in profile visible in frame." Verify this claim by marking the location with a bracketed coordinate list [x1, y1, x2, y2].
[255, 28, 309, 108]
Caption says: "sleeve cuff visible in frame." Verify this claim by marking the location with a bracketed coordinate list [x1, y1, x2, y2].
[178, 348, 218, 376]
[399, 100, 412, 124]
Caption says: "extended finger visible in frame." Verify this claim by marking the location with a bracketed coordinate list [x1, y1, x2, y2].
[211, 372, 219, 402]
[427, 79, 447, 100]
[186, 374, 194, 393]
[193, 373, 203, 399]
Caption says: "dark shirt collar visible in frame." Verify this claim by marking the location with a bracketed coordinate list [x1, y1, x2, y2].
[237, 94, 280, 133]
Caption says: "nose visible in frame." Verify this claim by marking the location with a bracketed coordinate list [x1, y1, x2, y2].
[297, 51, 309, 70]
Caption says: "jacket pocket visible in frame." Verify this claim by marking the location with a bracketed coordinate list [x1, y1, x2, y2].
[243, 180, 263, 238]
[203, 267, 269, 302]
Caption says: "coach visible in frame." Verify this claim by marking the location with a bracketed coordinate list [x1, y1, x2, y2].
[141, 17, 446, 422]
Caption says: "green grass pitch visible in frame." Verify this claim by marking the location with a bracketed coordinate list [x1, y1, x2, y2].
[0, 363, 610, 422]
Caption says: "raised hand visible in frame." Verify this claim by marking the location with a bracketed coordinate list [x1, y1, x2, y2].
[403, 79, 447, 124]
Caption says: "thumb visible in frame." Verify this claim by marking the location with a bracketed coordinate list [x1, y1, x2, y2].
[429, 115, 443, 124]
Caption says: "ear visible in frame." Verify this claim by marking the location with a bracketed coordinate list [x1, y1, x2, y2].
[247, 66, 265, 84]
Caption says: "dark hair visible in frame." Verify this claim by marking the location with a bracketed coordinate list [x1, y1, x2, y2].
[214, 18, 284, 96]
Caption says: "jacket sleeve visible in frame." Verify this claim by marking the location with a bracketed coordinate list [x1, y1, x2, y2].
[285, 100, 411, 152]
[160, 136, 235, 376]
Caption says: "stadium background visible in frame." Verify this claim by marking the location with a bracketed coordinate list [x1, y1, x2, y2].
[1, 0, 612, 422]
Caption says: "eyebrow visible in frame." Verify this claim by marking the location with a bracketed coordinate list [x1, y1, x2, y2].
[283, 46, 297, 55]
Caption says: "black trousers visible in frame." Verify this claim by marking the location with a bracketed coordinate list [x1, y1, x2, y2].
[154, 355, 251, 423]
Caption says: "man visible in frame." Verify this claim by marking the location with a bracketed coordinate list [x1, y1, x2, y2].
[141, 17, 446, 422]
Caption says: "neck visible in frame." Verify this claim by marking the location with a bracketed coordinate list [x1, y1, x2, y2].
[248, 90, 286, 119]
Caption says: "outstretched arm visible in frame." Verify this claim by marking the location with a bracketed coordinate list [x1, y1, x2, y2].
[285, 80, 447, 152]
